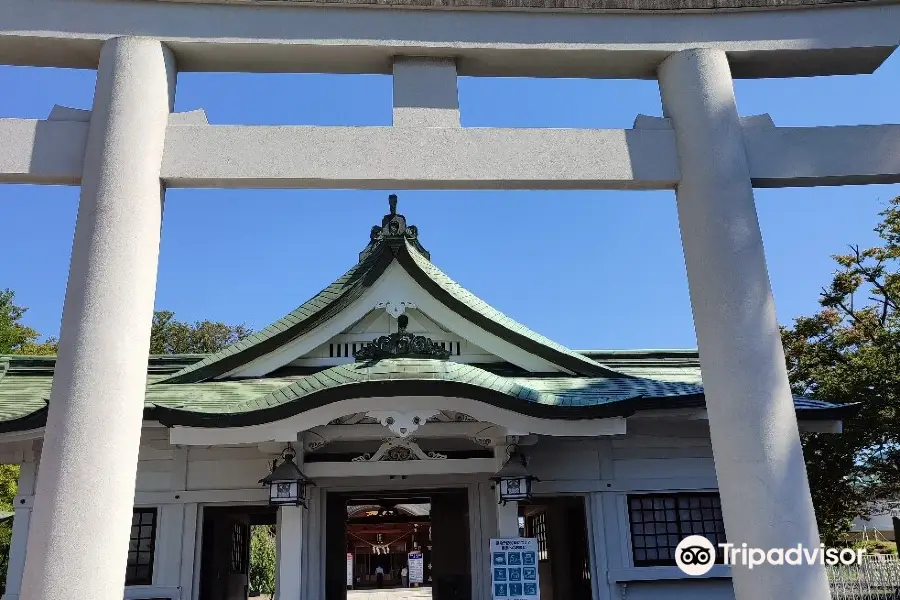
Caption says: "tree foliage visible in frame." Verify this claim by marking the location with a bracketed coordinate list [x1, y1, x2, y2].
[0, 290, 56, 355]
[782, 197, 900, 546]
[249, 525, 276, 597]
[150, 310, 252, 354]
[0, 294, 251, 357]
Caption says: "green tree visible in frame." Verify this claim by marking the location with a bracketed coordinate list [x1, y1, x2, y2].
[249, 525, 276, 597]
[1, 296, 251, 357]
[782, 197, 900, 546]
[0, 290, 55, 355]
[150, 310, 252, 354]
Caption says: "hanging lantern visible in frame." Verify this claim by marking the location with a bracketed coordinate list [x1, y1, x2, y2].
[259, 445, 314, 508]
[491, 444, 539, 504]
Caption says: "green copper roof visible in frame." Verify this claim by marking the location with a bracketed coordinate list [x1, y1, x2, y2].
[402, 240, 616, 376]
[162, 197, 618, 383]
[150, 358, 713, 427]
[0, 354, 854, 432]
[161, 252, 383, 384]
[0, 198, 857, 433]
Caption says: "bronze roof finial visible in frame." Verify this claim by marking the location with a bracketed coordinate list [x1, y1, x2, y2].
[362, 193, 431, 261]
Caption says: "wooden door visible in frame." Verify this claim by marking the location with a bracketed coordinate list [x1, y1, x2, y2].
[325, 493, 348, 600]
[430, 490, 471, 600]
[199, 511, 250, 600]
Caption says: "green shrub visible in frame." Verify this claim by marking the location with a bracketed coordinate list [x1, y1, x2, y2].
[249, 525, 276, 596]
[852, 539, 898, 556]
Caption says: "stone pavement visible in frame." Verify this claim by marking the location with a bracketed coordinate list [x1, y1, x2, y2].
[347, 588, 433, 600]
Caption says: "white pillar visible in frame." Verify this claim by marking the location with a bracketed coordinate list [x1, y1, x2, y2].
[392, 57, 460, 127]
[496, 497, 520, 538]
[658, 48, 829, 599]
[275, 506, 304, 600]
[493, 445, 520, 538]
[19, 36, 175, 600]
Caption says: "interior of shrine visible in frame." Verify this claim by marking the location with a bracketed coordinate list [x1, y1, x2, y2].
[346, 497, 433, 589]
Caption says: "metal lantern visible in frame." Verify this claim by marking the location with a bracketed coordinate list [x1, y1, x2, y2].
[491, 444, 539, 504]
[259, 446, 314, 508]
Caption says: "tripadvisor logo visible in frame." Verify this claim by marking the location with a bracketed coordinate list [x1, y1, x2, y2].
[674, 536, 866, 576]
[675, 536, 718, 576]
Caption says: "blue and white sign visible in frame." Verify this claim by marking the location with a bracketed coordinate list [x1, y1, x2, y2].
[408, 551, 424, 584]
[490, 538, 539, 600]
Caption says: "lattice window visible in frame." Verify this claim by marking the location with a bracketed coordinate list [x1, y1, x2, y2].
[525, 511, 548, 561]
[126, 509, 157, 586]
[230, 522, 247, 574]
[627, 493, 726, 567]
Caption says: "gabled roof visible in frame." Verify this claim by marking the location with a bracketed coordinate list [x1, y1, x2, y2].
[162, 196, 621, 383]
[0, 198, 859, 434]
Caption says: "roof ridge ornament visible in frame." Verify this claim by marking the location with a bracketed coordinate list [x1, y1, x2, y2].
[365, 193, 430, 260]
[354, 314, 452, 361]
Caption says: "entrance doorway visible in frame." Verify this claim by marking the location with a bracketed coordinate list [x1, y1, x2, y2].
[198, 505, 277, 600]
[346, 497, 431, 589]
[326, 489, 471, 600]
[522, 497, 592, 600]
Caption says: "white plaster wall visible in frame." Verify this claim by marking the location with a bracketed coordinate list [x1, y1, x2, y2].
[528, 431, 718, 485]
[528, 439, 602, 481]
[529, 431, 729, 600]
[4, 424, 732, 600]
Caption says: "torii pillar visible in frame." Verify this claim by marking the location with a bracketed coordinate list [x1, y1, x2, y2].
[19, 37, 175, 600]
[659, 48, 830, 599]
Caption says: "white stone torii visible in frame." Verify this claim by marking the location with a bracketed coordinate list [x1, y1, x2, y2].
[2, 2, 900, 600]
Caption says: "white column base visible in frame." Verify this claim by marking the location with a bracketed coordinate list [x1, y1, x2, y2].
[496, 494, 520, 539]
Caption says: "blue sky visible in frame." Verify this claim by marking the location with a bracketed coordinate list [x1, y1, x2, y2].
[2, 55, 899, 351]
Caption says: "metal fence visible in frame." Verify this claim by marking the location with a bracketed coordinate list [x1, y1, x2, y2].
[828, 555, 900, 600]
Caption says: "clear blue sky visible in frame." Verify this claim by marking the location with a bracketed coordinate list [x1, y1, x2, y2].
[2, 55, 899, 351]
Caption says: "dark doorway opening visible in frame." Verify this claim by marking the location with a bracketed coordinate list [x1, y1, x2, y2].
[326, 489, 471, 600]
[522, 497, 592, 600]
[199, 505, 277, 600]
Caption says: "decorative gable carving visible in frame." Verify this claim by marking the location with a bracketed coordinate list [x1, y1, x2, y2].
[354, 315, 452, 362]
[375, 300, 416, 318]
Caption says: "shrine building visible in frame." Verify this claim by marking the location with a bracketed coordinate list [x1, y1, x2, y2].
[2, 1, 899, 599]
[0, 198, 853, 600]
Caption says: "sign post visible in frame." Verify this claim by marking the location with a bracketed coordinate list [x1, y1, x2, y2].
[408, 551, 424, 586]
[490, 538, 540, 600]
[346, 552, 353, 588]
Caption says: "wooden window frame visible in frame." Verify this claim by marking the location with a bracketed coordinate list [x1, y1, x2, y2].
[524, 511, 549, 561]
[627, 492, 726, 567]
[230, 522, 248, 575]
[126, 508, 158, 586]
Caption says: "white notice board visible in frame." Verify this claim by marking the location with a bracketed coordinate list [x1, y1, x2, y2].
[408, 551, 424, 583]
[490, 538, 540, 600]
[346, 553, 353, 587]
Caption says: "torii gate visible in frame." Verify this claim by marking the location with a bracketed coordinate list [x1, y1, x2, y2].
[1, 1, 899, 600]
